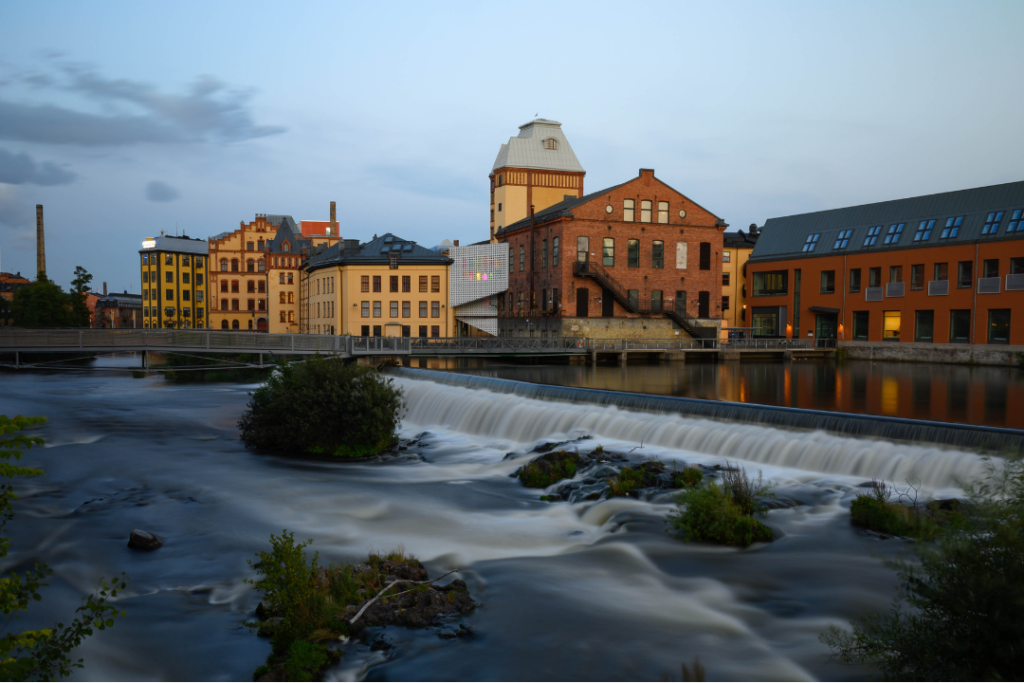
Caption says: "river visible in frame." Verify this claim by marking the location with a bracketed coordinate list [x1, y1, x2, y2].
[0, 363, 996, 681]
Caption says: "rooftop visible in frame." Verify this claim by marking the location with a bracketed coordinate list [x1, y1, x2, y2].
[140, 234, 209, 255]
[306, 233, 451, 272]
[492, 118, 585, 174]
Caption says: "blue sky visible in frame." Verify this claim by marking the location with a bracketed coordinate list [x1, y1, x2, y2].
[1, 0, 1022, 292]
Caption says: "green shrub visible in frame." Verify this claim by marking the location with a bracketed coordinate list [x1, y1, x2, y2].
[850, 480, 942, 540]
[283, 640, 331, 682]
[238, 356, 403, 458]
[609, 461, 670, 497]
[672, 467, 704, 488]
[518, 451, 580, 488]
[822, 458, 1024, 680]
[668, 464, 773, 547]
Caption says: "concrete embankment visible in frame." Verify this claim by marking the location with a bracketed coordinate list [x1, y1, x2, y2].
[840, 341, 1024, 367]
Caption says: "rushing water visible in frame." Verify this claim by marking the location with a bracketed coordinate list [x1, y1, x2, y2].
[0, 365, 997, 681]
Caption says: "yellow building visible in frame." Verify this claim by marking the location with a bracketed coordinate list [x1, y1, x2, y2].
[266, 210, 340, 334]
[489, 119, 586, 242]
[721, 226, 760, 336]
[302, 234, 455, 337]
[139, 234, 209, 329]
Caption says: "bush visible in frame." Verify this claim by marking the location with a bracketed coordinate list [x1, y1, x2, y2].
[849, 480, 944, 540]
[823, 458, 1024, 680]
[668, 464, 773, 547]
[518, 451, 580, 488]
[672, 467, 704, 488]
[238, 356, 403, 458]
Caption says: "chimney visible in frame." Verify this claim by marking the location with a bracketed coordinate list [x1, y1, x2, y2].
[35, 204, 46, 280]
[103, 282, 108, 296]
[329, 201, 337, 237]
[454, 239, 460, 247]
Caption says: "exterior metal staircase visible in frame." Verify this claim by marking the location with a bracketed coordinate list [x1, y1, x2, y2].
[572, 261, 717, 339]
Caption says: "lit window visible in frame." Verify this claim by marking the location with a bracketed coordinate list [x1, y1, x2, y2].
[658, 201, 669, 224]
[939, 216, 963, 239]
[982, 211, 1004, 235]
[863, 226, 882, 247]
[623, 199, 635, 222]
[832, 230, 852, 250]
[884, 223, 905, 245]
[913, 220, 935, 242]
[640, 200, 652, 223]
[802, 233, 820, 252]
[1008, 209, 1024, 233]
[722, 250, 731, 263]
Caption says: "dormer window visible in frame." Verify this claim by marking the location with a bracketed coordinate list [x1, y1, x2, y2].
[544, 138, 558, 150]
[282, 241, 290, 252]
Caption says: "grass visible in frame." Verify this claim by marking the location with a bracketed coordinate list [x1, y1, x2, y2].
[672, 467, 704, 489]
[668, 463, 774, 547]
[850, 480, 959, 540]
[518, 451, 581, 488]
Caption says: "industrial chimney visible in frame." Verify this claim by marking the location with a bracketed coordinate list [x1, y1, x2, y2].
[103, 282, 108, 296]
[329, 200, 337, 237]
[35, 204, 46, 280]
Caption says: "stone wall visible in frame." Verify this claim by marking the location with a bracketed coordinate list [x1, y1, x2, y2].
[500, 316, 722, 340]
[841, 341, 1024, 366]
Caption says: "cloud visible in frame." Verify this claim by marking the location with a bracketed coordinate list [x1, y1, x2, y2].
[365, 163, 479, 203]
[0, 148, 76, 185]
[145, 180, 180, 202]
[0, 62, 286, 147]
[0, 183, 33, 228]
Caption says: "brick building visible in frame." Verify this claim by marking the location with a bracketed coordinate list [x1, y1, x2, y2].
[495, 168, 726, 339]
[746, 180, 1024, 345]
[95, 291, 143, 328]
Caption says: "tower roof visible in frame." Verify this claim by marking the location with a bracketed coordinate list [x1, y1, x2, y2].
[491, 119, 585, 174]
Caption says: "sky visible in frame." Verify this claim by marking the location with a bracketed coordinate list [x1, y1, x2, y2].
[1, 0, 1022, 292]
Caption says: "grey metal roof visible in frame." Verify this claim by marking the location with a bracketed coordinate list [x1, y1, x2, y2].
[749, 180, 1024, 262]
[140, 235, 208, 255]
[305, 233, 452, 272]
[491, 119, 585, 173]
[97, 292, 142, 308]
[723, 229, 759, 249]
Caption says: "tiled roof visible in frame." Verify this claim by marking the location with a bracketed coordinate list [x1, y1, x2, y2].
[306, 233, 451, 272]
[749, 180, 1024, 262]
[492, 119, 585, 173]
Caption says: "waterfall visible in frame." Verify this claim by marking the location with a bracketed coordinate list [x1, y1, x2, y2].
[388, 367, 1011, 490]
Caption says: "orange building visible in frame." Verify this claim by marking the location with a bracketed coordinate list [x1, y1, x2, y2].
[746, 181, 1024, 345]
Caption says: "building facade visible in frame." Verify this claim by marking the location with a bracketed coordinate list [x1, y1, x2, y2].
[721, 226, 759, 336]
[139, 235, 209, 329]
[302, 234, 455, 337]
[746, 181, 1024, 345]
[496, 168, 726, 339]
[95, 291, 143, 328]
[447, 241, 510, 336]
[489, 119, 586, 242]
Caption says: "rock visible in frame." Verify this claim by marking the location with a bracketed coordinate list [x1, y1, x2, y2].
[127, 529, 164, 550]
[369, 636, 392, 651]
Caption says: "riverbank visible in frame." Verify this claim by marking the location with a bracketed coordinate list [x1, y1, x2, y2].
[840, 340, 1024, 366]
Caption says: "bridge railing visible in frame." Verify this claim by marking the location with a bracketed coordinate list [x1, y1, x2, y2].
[720, 338, 815, 350]
[409, 336, 587, 354]
[349, 336, 411, 355]
[588, 338, 720, 351]
[0, 328, 346, 353]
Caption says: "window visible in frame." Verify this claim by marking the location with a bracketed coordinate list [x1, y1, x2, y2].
[196, 274, 203, 286]
[418, 325, 428, 337]
[940, 216, 964, 239]
[390, 275, 398, 292]
[361, 275, 369, 292]
[911, 264, 924, 290]
[278, 273, 284, 284]
[884, 223, 905, 245]
[431, 325, 440, 338]
[1008, 209, 1024, 233]
[652, 290, 664, 312]
[950, 310, 971, 342]
[833, 230, 852, 250]
[934, 262, 948, 281]
[699, 242, 711, 270]
[720, 295, 728, 311]
[802, 233, 820, 252]
[246, 280, 254, 293]
[853, 311, 869, 340]
[544, 138, 558, 150]
[166, 289, 174, 301]
[982, 211, 1004, 235]
[863, 226, 882, 247]
[603, 238, 615, 266]
[658, 201, 669, 224]
[288, 292, 294, 304]
[1012, 257, 1024, 275]
[915, 310, 934, 341]
[542, 240, 547, 268]
[258, 281, 265, 293]
[883, 310, 901, 341]
[913, 220, 935, 242]
[181, 255, 190, 267]
[247, 241, 254, 251]
[722, 272, 730, 286]
[402, 301, 410, 318]
[431, 276, 440, 293]
[280, 311, 286, 323]
[367, 275, 378, 292]
[577, 236, 589, 263]
[623, 199, 635, 222]
[361, 301, 369, 318]
[389, 254, 399, 269]
[282, 241, 290, 252]
[431, 302, 440, 318]
[640, 200, 652, 223]
[752, 271, 788, 296]
[889, 265, 903, 283]
[849, 268, 861, 292]
[752, 309, 779, 337]
[627, 289, 639, 309]
[165, 271, 173, 283]
[373, 301, 381, 318]
[390, 302, 398, 318]
[983, 259, 999, 279]
[232, 299, 239, 311]
[231, 259, 239, 272]
[279, 292, 286, 304]
[220, 258, 228, 272]
[402, 275, 411, 292]
[869, 267, 881, 288]
[627, 239, 639, 267]
[245, 259, 254, 273]
[651, 240, 664, 269]
[165, 254, 174, 266]
[419, 302, 428, 317]
[988, 309, 1010, 344]
[419, 275, 428, 292]
[182, 290, 190, 302]
[722, 250, 731, 263]
[552, 237, 559, 266]
[958, 261, 973, 288]
[519, 245, 525, 271]
[820, 270, 835, 294]
[248, 299, 256, 311]
[287, 273, 293, 284]
[257, 259, 265, 273]
[401, 325, 410, 337]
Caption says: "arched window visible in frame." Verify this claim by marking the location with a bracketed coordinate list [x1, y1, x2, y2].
[257, 240, 264, 250]
[221, 320, 229, 330]
[279, 273, 285, 284]
[544, 138, 558, 150]
[232, 320, 239, 330]
[288, 273, 293, 284]
[220, 258, 228, 272]
[257, 259, 265, 273]
[282, 241, 290, 252]
[231, 259, 239, 272]
[247, 259, 255, 272]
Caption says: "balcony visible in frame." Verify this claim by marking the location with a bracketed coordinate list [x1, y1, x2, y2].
[885, 282, 905, 298]
[864, 287, 883, 302]
[1005, 273, 1024, 292]
[977, 277, 1001, 294]
[927, 279, 949, 296]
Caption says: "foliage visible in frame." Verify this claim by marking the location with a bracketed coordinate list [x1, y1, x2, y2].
[10, 278, 75, 328]
[849, 479, 950, 540]
[0, 296, 11, 326]
[68, 267, 93, 328]
[518, 451, 580, 488]
[822, 458, 1024, 680]
[0, 415, 127, 681]
[668, 464, 774, 547]
[672, 467, 704, 489]
[237, 356, 404, 458]
[282, 640, 331, 682]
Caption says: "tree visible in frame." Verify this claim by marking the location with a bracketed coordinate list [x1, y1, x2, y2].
[11, 278, 73, 328]
[0, 415, 128, 680]
[68, 267, 93, 328]
[0, 296, 11, 326]
[822, 458, 1024, 680]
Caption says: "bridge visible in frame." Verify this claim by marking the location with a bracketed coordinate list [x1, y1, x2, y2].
[0, 328, 832, 371]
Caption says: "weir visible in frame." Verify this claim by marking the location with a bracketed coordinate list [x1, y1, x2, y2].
[387, 366, 1024, 454]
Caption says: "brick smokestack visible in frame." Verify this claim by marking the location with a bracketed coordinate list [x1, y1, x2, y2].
[103, 282, 107, 296]
[35, 204, 46, 280]
[330, 201, 337, 237]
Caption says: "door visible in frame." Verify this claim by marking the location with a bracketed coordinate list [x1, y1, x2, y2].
[256, 317, 268, 332]
[576, 287, 589, 317]
[815, 313, 838, 348]
[697, 291, 710, 318]
[602, 287, 614, 317]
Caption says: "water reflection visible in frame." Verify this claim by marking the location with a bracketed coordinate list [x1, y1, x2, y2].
[413, 358, 1024, 429]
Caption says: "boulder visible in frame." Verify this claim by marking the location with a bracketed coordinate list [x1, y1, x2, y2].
[128, 529, 164, 551]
